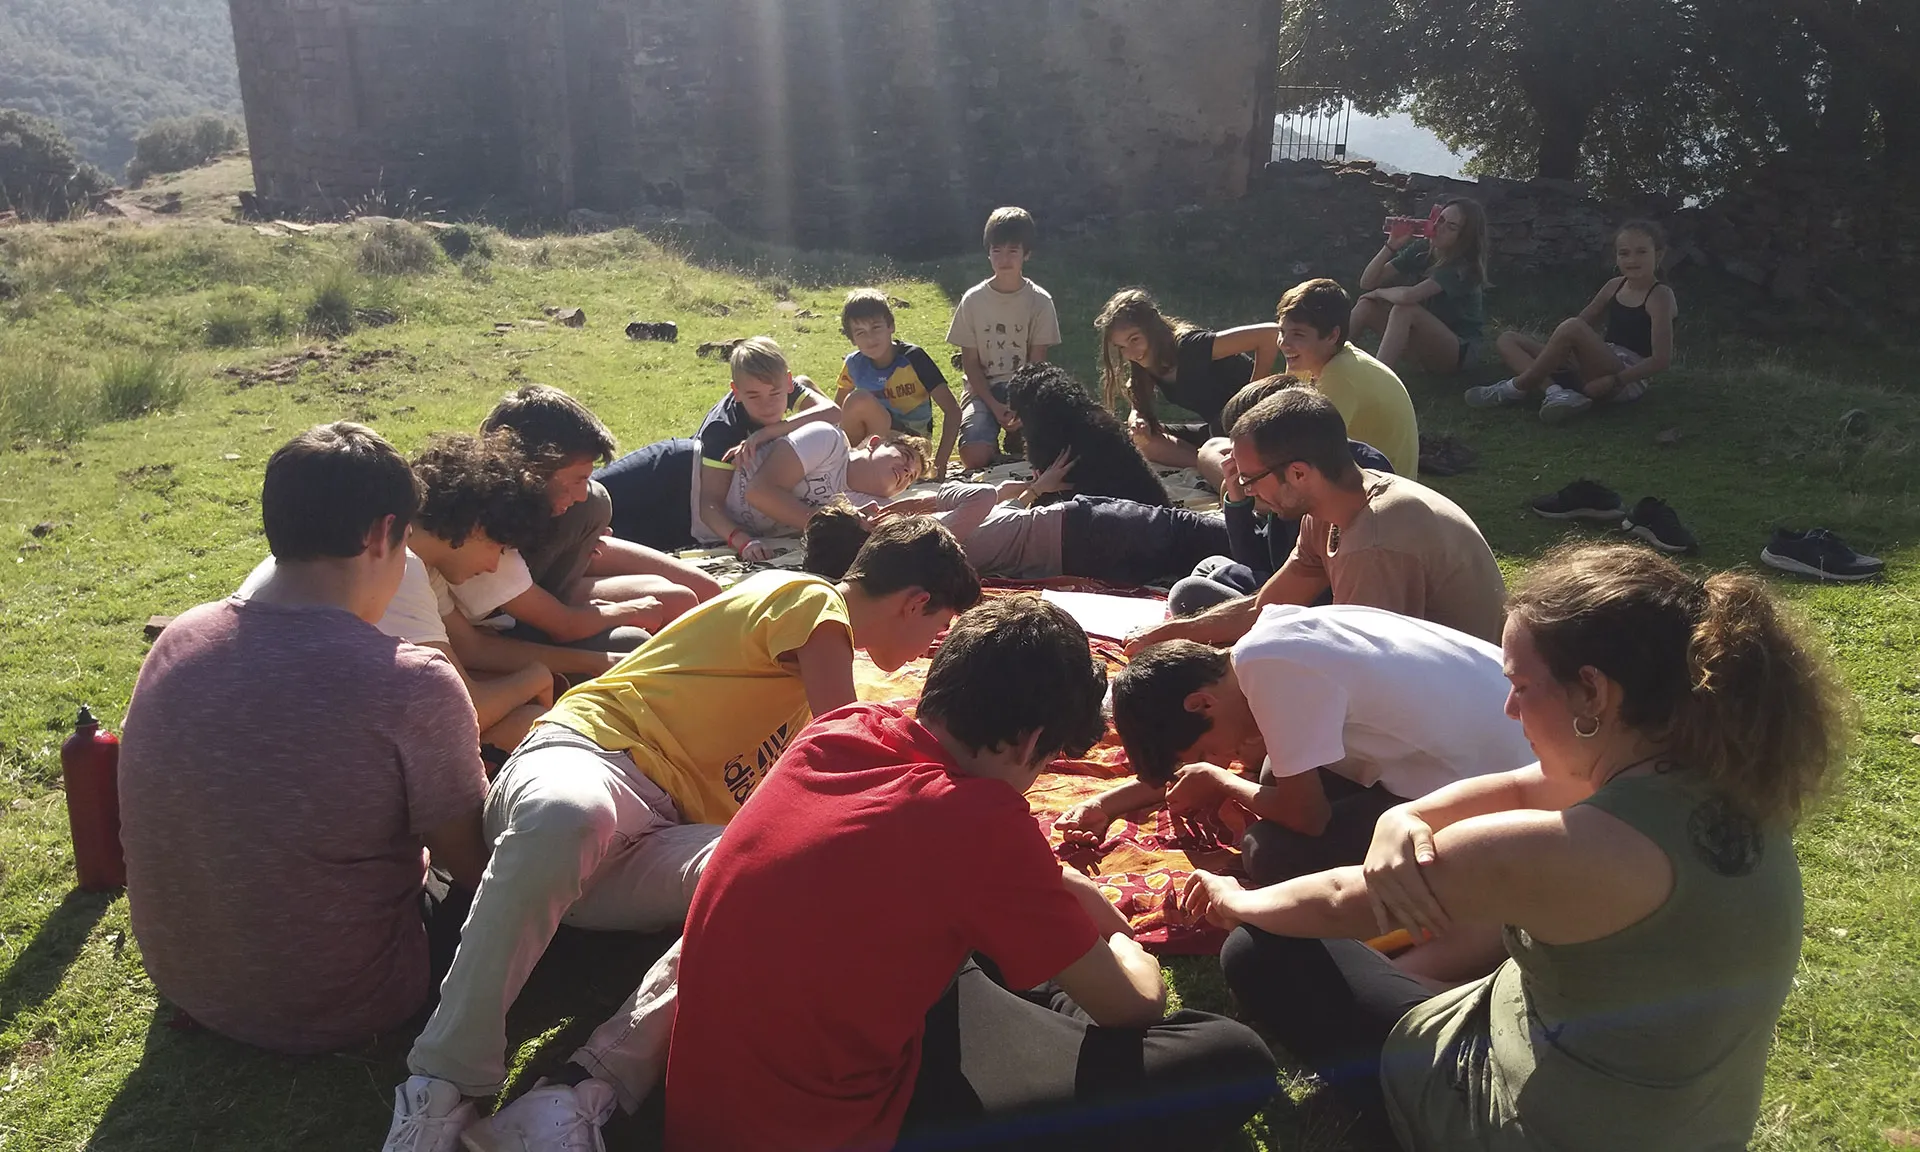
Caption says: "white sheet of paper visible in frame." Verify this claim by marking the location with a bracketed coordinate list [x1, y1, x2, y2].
[1039, 589, 1167, 641]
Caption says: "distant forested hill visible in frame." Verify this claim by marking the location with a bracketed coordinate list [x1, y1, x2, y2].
[0, 0, 240, 176]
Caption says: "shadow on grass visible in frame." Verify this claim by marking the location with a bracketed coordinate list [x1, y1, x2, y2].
[85, 927, 676, 1152]
[0, 887, 113, 1039]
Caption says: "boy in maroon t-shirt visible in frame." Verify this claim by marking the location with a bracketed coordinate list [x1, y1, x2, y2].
[662, 597, 1275, 1152]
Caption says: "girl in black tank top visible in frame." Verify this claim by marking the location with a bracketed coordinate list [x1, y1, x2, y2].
[1470, 221, 1679, 424]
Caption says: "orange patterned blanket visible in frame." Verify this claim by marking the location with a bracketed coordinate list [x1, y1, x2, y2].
[851, 582, 1244, 956]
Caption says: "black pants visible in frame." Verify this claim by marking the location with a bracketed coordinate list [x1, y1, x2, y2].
[1220, 930, 1432, 1129]
[595, 438, 699, 552]
[1241, 769, 1405, 887]
[1059, 498, 1230, 586]
[898, 959, 1276, 1152]
[420, 868, 474, 994]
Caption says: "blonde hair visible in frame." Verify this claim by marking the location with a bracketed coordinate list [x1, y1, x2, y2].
[874, 431, 934, 481]
[1093, 287, 1200, 432]
[1507, 542, 1852, 825]
[729, 336, 789, 384]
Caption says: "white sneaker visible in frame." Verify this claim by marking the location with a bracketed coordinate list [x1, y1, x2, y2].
[460, 1079, 617, 1152]
[1463, 378, 1526, 408]
[1539, 384, 1595, 424]
[382, 1076, 477, 1152]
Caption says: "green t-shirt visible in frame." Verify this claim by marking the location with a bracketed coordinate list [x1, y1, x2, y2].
[1389, 238, 1485, 342]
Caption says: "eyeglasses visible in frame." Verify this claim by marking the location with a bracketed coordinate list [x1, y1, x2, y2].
[1237, 460, 1297, 488]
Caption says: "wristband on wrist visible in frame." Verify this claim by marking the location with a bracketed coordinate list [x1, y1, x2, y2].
[728, 530, 747, 554]
[1224, 495, 1255, 508]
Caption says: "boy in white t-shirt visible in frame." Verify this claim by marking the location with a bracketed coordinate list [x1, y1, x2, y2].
[947, 207, 1063, 471]
[723, 422, 930, 560]
[1093, 603, 1534, 888]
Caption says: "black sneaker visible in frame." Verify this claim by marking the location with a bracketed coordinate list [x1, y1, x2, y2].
[1622, 497, 1697, 554]
[1760, 528, 1884, 582]
[1530, 480, 1625, 521]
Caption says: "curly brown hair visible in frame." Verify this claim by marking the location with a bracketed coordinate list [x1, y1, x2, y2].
[1507, 542, 1853, 825]
[410, 431, 551, 550]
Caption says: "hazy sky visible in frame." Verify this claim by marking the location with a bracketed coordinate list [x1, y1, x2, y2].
[1274, 107, 1474, 180]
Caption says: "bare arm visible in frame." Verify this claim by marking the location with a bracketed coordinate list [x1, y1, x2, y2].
[1176, 764, 1332, 836]
[744, 440, 825, 535]
[959, 346, 994, 402]
[784, 621, 857, 718]
[1359, 244, 1412, 291]
[1027, 343, 1053, 365]
[1365, 278, 1445, 307]
[445, 609, 618, 678]
[696, 463, 753, 549]
[1574, 278, 1621, 328]
[929, 384, 962, 477]
[1056, 777, 1168, 843]
[1052, 934, 1167, 1029]
[585, 537, 722, 602]
[422, 809, 489, 891]
[496, 583, 663, 643]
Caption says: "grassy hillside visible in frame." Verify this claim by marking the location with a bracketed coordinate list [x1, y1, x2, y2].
[0, 160, 1916, 1149]
[0, 0, 239, 176]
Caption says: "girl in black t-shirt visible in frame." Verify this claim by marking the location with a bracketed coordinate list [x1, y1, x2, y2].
[1095, 288, 1279, 483]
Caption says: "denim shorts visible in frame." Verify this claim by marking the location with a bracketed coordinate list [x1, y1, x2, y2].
[959, 382, 1011, 447]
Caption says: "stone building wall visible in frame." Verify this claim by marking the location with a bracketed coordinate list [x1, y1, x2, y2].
[227, 0, 1279, 253]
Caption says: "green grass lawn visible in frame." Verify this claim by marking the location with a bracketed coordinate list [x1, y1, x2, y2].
[1, 159, 1916, 1150]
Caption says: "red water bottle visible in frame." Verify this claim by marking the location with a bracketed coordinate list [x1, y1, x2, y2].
[61, 705, 125, 892]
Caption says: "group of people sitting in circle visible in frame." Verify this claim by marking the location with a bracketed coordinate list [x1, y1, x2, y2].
[110, 203, 1831, 1152]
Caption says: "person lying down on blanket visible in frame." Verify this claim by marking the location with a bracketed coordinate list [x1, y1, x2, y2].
[1097, 601, 1539, 984]
[801, 449, 1230, 586]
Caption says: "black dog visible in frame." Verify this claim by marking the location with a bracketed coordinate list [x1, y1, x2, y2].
[1004, 363, 1169, 507]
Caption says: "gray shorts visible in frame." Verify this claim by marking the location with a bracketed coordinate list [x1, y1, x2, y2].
[959, 382, 1012, 447]
[1605, 345, 1651, 402]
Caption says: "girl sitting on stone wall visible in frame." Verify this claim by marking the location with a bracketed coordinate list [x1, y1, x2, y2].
[1350, 196, 1490, 376]
[1467, 219, 1678, 423]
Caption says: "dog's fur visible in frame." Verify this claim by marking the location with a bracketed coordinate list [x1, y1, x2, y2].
[1004, 363, 1170, 507]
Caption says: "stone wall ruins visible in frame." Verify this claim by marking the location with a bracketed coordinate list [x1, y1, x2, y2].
[227, 0, 1280, 253]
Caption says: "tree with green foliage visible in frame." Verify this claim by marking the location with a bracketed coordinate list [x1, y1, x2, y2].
[0, 107, 112, 220]
[1279, 0, 1916, 198]
[128, 113, 244, 185]
[0, 0, 240, 173]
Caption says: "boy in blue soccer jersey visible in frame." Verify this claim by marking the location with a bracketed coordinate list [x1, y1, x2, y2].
[835, 288, 962, 480]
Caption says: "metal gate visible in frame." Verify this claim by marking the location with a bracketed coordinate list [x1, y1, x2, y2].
[1271, 86, 1352, 163]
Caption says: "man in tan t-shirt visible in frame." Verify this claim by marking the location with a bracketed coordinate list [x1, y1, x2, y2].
[1127, 388, 1504, 651]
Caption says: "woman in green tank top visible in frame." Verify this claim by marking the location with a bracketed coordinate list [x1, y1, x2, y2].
[1176, 541, 1851, 1150]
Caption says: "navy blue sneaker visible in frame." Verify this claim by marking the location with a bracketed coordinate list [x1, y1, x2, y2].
[1530, 480, 1625, 521]
[1760, 528, 1884, 582]
[1622, 498, 1697, 554]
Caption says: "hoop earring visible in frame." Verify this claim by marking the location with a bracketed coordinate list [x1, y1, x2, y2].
[1573, 715, 1601, 740]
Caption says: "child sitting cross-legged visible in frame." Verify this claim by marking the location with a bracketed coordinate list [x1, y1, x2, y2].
[382, 517, 986, 1152]
[665, 595, 1276, 1152]
[835, 288, 962, 478]
[1467, 220, 1678, 422]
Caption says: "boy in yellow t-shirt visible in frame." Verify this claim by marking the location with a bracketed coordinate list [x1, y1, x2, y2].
[1274, 278, 1420, 478]
[385, 518, 981, 1145]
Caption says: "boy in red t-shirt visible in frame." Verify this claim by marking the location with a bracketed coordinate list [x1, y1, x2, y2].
[664, 596, 1275, 1152]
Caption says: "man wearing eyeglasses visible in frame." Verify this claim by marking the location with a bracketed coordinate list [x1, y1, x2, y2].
[1127, 387, 1505, 653]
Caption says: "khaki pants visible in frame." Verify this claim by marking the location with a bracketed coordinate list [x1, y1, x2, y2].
[407, 726, 718, 1101]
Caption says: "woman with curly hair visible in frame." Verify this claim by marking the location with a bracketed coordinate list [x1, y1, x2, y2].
[1179, 542, 1851, 1150]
